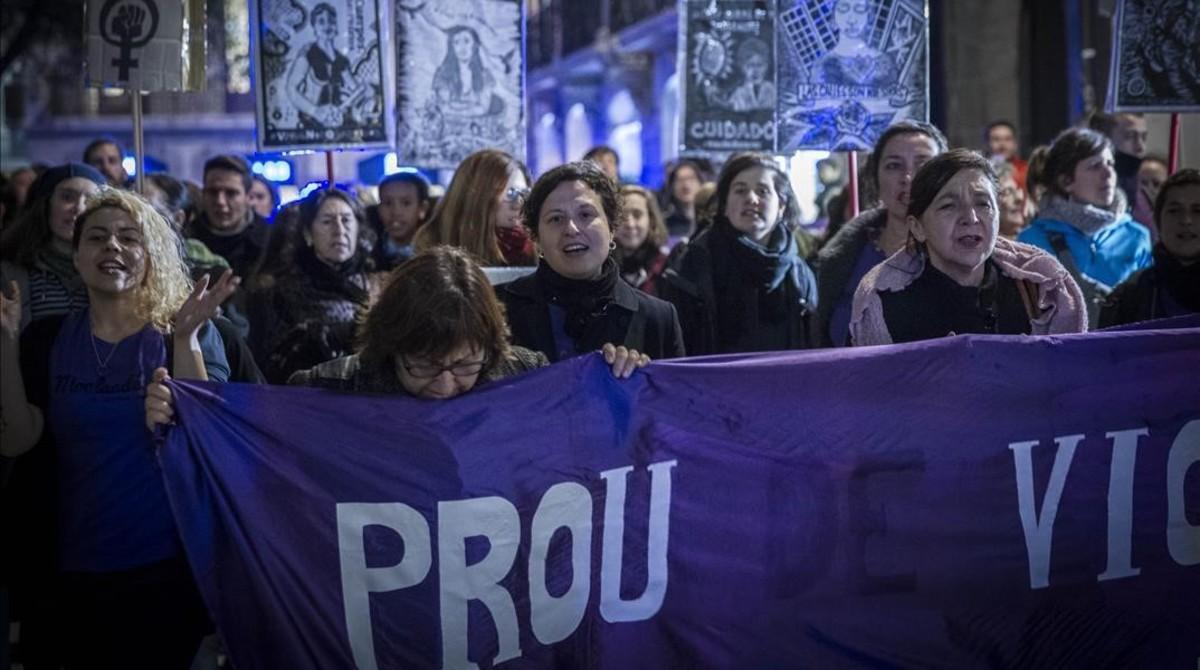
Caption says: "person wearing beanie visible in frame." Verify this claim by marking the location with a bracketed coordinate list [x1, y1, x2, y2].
[0, 162, 106, 330]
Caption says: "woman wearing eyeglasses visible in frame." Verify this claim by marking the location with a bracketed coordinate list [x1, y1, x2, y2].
[413, 149, 536, 266]
[145, 247, 645, 416]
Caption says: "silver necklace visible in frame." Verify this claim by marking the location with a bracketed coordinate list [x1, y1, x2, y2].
[91, 332, 121, 371]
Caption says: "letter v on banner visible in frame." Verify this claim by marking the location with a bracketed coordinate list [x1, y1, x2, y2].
[1009, 435, 1084, 589]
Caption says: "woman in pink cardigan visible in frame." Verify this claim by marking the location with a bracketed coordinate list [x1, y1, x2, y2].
[850, 150, 1086, 346]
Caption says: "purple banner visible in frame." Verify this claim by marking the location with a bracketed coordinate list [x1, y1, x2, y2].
[160, 323, 1200, 669]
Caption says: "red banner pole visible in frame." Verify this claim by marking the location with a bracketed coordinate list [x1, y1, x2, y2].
[847, 152, 860, 218]
[1168, 113, 1181, 174]
[326, 151, 335, 184]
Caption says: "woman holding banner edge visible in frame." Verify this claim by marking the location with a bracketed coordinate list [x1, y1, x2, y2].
[145, 245, 649, 422]
[849, 149, 1086, 345]
[498, 161, 686, 362]
[1, 188, 234, 667]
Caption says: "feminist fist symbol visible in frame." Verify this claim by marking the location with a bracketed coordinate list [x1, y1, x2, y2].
[99, 0, 159, 81]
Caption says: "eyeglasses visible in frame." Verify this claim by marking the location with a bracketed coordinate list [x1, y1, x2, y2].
[399, 355, 488, 379]
[504, 187, 530, 204]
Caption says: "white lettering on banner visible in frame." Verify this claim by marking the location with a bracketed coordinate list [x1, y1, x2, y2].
[335, 460, 678, 669]
[599, 460, 678, 622]
[529, 482, 593, 645]
[1009, 434, 1081, 589]
[439, 497, 524, 669]
[1010, 421, 1200, 590]
[337, 503, 432, 670]
[1098, 428, 1148, 582]
[1167, 420, 1200, 566]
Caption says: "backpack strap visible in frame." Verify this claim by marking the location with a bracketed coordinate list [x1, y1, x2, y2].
[1046, 231, 1110, 328]
[1016, 279, 1041, 323]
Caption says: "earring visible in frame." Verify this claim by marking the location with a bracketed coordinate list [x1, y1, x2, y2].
[608, 241, 617, 250]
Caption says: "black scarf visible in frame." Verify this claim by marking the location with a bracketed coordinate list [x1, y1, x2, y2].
[1155, 244, 1200, 312]
[293, 245, 370, 305]
[536, 256, 620, 341]
[709, 217, 803, 351]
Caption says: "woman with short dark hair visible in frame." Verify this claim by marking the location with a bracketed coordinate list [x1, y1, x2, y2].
[369, 171, 432, 270]
[1019, 127, 1152, 327]
[662, 159, 710, 240]
[1100, 168, 1200, 326]
[813, 120, 948, 346]
[660, 152, 817, 355]
[850, 149, 1086, 345]
[246, 187, 382, 383]
[498, 161, 685, 362]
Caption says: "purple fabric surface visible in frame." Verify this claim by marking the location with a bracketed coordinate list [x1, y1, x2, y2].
[160, 324, 1200, 669]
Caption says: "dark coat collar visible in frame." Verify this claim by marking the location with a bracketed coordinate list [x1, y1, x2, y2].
[502, 266, 642, 314]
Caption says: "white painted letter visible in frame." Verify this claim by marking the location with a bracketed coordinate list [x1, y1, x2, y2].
[528, 482, 593, 645]
[337, 502, 432, 670]
[438, 497, 522, 669]
[1098, 428, 1148, 582]
[1167, 419, 1200, 566]
[1009, 435, 1082, 589]
[599, 460, 677, 622]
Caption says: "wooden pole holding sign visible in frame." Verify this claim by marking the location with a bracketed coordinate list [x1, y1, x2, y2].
[132, 91, 145, 194]
[1168, 113, 1180, 174]
[326, 151, 335, 184]
[847, 152, 860, 218]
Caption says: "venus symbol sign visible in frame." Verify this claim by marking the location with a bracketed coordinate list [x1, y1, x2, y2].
[99, 0, 159, 81]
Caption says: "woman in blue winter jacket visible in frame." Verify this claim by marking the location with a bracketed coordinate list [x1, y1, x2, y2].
[1018, 127, 1152, 326]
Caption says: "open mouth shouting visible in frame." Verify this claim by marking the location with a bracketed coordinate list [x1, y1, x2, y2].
[955, 233, 985, 251]
[561, 242, 590, 256]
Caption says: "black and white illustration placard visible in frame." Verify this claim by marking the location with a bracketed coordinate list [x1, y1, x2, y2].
[394, 0, 525, 168]
[1106, 0, 1200, 112]
[252, 0, 392, 151]
[678, 0, 778, 154]
[776, 0, 928, 152]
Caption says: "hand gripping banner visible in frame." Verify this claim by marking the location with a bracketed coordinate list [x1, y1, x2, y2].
[160, 322, 1200, 669]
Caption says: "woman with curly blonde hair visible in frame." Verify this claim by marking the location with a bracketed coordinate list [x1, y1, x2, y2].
[0, 188, 235, 667]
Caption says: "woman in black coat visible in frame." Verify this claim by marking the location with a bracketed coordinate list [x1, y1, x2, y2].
[660, 152, 818, 355]
[498, 161, 686, 362]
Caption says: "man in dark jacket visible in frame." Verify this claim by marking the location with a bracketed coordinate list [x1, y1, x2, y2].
[188, 155, 271, 282]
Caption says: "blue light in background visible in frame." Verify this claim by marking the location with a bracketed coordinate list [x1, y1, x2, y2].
[298, 181, 324, 199]
[122, 154, 168, 176]
[251, 159, 293, 183]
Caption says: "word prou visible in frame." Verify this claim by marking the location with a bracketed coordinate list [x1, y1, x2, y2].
[337, 460, 678, 670]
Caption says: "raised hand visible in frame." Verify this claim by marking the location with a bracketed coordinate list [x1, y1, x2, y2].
[145, 367, 175, 432]
[602, 343, 651, 379]
[174, 269, 240, 344]
[1, 280, 22, 341]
